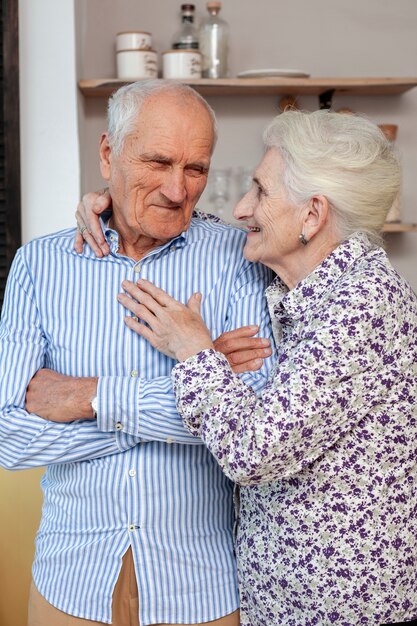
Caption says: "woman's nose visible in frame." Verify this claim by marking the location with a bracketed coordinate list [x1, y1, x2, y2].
[233, 189, 254, 222]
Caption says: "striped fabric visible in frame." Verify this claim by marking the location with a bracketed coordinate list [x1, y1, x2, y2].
[0, 214, 274, 625]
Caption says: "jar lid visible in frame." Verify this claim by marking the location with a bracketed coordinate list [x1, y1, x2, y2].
[117, 48, 157, 54]
[116, 31, 152, 36]
[162, 49, 201, 55]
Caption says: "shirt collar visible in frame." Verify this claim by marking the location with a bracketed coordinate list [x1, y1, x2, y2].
[99, 209, 224, 255]
[102, 218, 188, 258]
[266, 232, 374, 323]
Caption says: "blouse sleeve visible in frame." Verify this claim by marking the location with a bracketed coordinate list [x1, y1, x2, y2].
[172, 285, 411, 485]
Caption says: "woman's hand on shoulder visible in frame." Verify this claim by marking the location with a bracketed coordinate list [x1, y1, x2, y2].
[75, 188, 112, 257]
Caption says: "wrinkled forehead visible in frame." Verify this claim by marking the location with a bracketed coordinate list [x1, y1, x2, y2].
[123, 95, 215, 162]
[255, 148, 286, 183]
[142, 94, 213, 139]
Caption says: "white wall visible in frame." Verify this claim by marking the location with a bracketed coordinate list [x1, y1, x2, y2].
[19, 0, 80, 243]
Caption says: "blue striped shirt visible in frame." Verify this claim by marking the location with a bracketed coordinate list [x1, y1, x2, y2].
[0, 214, 274, 625]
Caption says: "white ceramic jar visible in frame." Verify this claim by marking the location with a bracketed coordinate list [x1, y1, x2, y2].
[162, 49, 202, 79]
[116, 49, 158, 80]
[378, 124, 401, 222]
[116, 31, 152, 51]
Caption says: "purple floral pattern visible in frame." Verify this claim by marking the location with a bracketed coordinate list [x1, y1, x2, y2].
[172, 233, 417, 625]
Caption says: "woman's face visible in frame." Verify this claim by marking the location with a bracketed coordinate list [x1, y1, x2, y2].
[233, 148, 303, 274]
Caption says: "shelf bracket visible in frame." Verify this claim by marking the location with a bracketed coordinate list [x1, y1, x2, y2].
[318, 89, 335, 110]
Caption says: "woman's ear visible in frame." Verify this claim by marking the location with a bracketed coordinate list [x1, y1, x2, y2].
[302, 195, 330, 241]
[99, 133, 112, 180]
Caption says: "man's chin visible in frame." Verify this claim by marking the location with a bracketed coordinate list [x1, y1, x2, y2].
[151, 218, 188, 240]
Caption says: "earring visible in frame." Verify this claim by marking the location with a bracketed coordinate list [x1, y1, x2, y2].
[299, 233, 308, 246]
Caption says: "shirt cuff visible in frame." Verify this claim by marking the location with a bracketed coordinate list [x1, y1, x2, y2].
[96, 376, 141, 447]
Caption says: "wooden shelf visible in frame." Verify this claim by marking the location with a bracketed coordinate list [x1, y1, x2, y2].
[382, 222, 417, 233]
[78, 77, 417, 236]
[78, 76, 417, 98]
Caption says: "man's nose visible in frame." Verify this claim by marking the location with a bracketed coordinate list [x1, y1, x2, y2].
[160, 170, 187, 204]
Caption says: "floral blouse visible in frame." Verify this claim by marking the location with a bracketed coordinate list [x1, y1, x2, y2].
[172, 233, 417, 626]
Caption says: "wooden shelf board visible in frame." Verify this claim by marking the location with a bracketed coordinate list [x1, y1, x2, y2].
[382, 222, 417, 233]
[78, 77, 417, 98]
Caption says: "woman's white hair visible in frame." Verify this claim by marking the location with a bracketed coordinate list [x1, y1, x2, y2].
[107, 79, 218, 155]
[263, 109, 401, 246]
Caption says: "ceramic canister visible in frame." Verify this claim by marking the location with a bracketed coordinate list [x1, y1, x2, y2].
[116, 49, 158, 80]
[162, 49, 202, 79]
[116, 31, 152, 51]
[378, 124, 401, 222]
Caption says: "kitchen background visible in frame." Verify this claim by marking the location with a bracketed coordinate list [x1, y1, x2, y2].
[1, 1, 417, 625]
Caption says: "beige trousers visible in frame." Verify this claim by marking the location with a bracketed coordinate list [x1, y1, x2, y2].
[27, 548, 240, 626]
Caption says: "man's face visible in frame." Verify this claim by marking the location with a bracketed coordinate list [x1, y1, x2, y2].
[100, 93, 214, 245]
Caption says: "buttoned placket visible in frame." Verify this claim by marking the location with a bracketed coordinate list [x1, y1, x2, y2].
[117, 239, 186, 539]
[127, 467, 140, 533]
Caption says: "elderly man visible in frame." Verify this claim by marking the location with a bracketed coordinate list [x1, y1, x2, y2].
[0, 80, 273, 626]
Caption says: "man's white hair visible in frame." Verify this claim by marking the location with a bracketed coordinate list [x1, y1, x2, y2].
[107, 79, 218, 156]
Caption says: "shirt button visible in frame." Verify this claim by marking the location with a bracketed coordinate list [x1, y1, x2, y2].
[128, 524, 136, 532]
[166, 438, 175, 444]
[134, 264, 141, 273]
[110, 235, 116, 242]
[130, 369, 138, 377]
[115, 422, 123, 431]
[128, 469, 136, 477]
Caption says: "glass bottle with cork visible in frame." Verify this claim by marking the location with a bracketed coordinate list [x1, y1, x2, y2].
[172, 4, 199, 50]
[199, 2, 229, 78]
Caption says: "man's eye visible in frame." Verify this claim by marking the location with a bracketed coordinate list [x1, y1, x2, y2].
[187, 167, 207, 176]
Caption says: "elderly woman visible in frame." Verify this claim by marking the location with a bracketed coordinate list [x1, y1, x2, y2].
[80, 110, 417, 625]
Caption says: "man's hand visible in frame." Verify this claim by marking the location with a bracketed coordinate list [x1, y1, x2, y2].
[26, 369, 98, 422]
[214, 326, 272, 373]
[75, 188, 112, 257]
[25, 327, 270, 422]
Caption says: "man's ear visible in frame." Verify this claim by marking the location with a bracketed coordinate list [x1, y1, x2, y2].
[99, 133, 112, 181]
[301, 195, 330, 241]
